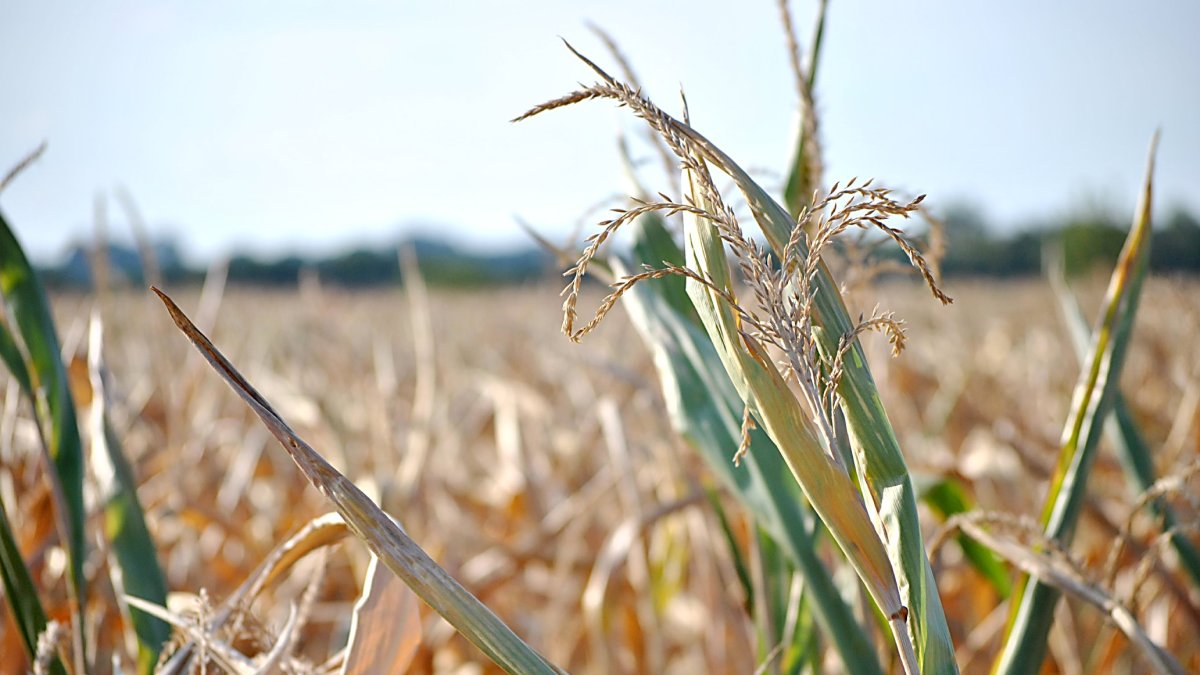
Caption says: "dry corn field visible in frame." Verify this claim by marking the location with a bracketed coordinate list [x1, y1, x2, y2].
[2, 277, 1196, 673]
[2, 3, 1197, 672]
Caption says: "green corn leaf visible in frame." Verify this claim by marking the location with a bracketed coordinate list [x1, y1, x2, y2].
[993, 134, 1158, 674]
[0, 493, 66, 674]
[678, 164, 923, 670]
[521, 43, 950, 672]
[0, 208, 88, 670]
[753, 528, 793, 668]
[97, 418, 173, 673]
[1050, 258, 1200, 591]
[86, 314, 172, 674]
[629, 212, 695, 323]
[0, 314, 31, 391]
[782, 0, 828, 217]
[615, 214, 884, 673]
[701, 486, 755, 615]
[784, 587, 822, 675]
[918, 477, 1011, 598]
[671, 123, 956, 674]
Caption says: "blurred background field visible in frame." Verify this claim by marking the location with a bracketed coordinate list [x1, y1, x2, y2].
[2, 275, 1196, 672]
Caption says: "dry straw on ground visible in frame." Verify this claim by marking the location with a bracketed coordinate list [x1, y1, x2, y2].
[1, 276, 1195, 672]
[2, 3, 1198, 671]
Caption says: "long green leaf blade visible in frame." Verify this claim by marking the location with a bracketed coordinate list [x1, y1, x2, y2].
[0, 493, 66, 674]
[672, 122, 957, 674]
[919, 477, 1011, 598]
[676, 163, 924, 672]
[0, 315, 31, 392]
[86, 314, 171, 674]
[0, 208, 88, 669]
[629, 212, 696, 323]
[993, 134, 1158, 674]
[518, 45, 952, 671]
[100, 419, 172, 673]
[616, 215, 885, 674]
[1050, 259, 1200, 591]
[782, 0, 828, 217]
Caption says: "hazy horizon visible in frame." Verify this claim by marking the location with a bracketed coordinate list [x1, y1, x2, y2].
[3, 0, 1198, 264]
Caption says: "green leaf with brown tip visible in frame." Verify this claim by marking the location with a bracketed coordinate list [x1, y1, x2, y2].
[993, 133, 1159, 675]
[1050, 256, 1200, 592]
[152, 287, 564, 675]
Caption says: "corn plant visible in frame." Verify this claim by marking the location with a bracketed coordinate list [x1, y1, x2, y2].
[3, 4, 1192, 672]
[515, 33, 960, 670]
[991, 135, 1179, 674]
[1, 146, 170, 674]
[514, 3, 1189, 668]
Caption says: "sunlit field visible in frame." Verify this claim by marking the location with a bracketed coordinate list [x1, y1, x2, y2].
[2, 276, 1195, 673]
[3, 1, 1197, 671]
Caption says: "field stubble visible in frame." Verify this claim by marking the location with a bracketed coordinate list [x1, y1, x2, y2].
[2, 276, 1197, 673]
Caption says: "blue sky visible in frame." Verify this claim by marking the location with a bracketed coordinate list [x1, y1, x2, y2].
[1, 0, 1197, 263]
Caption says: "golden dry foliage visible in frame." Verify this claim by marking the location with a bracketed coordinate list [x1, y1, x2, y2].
[0, 278, 1197, 673]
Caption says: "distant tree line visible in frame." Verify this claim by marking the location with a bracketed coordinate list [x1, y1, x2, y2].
[36, 206, 1200, 289]
[938, 204, 1200, 277]
[39, 236, 558, 289]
